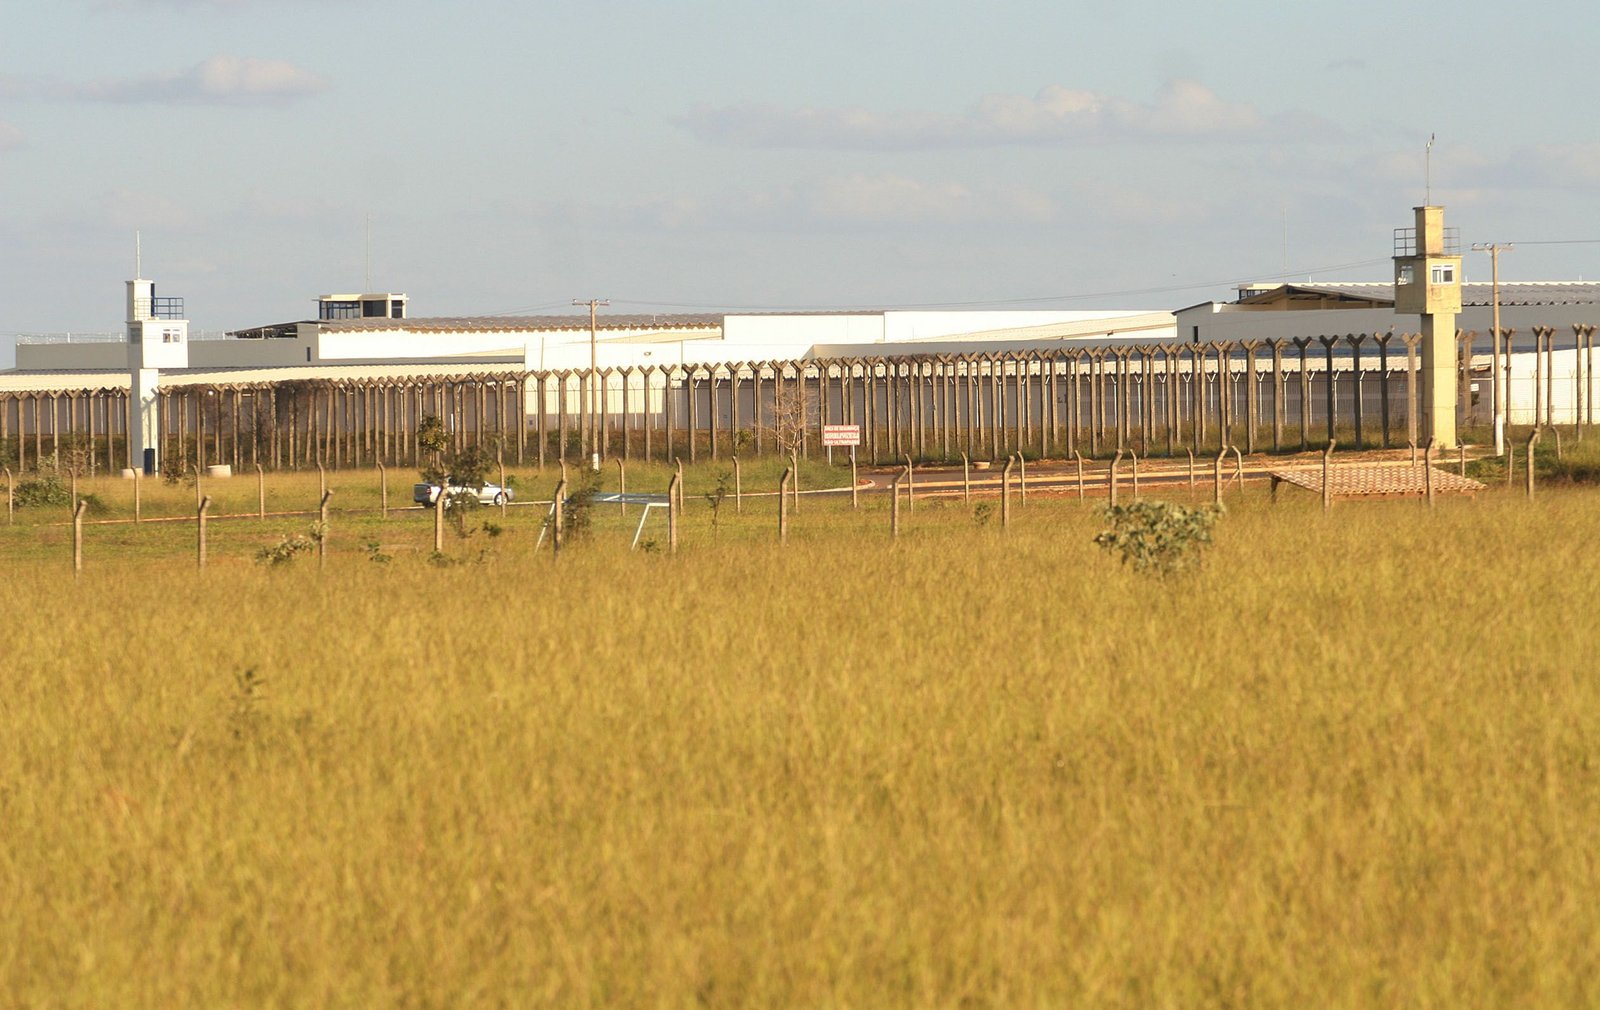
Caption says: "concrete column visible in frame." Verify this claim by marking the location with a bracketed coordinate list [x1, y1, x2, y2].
[1419, 313, 1459, 449]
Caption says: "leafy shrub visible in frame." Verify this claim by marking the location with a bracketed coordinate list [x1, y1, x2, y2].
[1094, 500, 1223, 576]
[13, 468, 71, 509]
[256, 534, 314, 566]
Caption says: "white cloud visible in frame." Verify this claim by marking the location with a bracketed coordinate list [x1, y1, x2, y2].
[74, 56, 328, 105]
[678, 80, 1308, 150]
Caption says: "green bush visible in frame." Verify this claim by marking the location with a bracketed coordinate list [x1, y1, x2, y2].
[1094, 500, 1223, 576]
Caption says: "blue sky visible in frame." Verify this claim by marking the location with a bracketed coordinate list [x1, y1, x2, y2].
[4, 0, 1599, 364]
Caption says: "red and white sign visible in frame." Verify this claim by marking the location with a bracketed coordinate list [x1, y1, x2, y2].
[821, 424, 861, 447]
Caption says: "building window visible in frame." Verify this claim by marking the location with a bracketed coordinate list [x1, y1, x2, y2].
[1430, 263, 1455, 285]
[162, 328, 182, 344]
[1397, 264, 1415, 285]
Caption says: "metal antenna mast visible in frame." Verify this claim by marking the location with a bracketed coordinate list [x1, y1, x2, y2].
[1425, 133, 1436, 204]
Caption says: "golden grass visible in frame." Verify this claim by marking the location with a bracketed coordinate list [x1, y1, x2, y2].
[3, 471, 1598, 1007]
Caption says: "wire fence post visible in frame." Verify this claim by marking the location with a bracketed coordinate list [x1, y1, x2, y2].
[1321, 440, 1335, 512]
[197, 495, 211, 569]
[1128, 450, 1138, 501]
[1108, 450, 1122, 507]
[134, 468, 142, 524]
[778, 466, 792, 545]
[256, 464, 265, 519]
[890, 468, 902, 539]
[902, 453, 914, 513]
[962, 451, 971, 504]
[789, 450, 800, 515]
[72, 499, 87, 576]
[850, 448, 859, 510]
[4, 466, 12, 525]
[1215, 448, 1226, 508]
[732, 455, 742, 514]
[551, 479, 567, 555]
[1017, 453, 1027, 506]
[318, 490, 332, 567]
[434, 485, 448, 553]
[1526, 428, 1541, 498]
[666, 473, 679, 553]
[1424, 438, 1436, 507]
[318, 462, 327, 500]
[1001, 456, 1014, 528]
[378, 461, 388, 519]
[615, 457, 625, 517]
[1075, 451, 1085, 501]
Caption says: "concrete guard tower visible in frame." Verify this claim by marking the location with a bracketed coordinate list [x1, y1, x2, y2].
[125, 271, 189, 474]
[1393, 206, 1462, 449]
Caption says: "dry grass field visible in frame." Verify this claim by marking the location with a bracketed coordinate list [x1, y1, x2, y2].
[2, 457, 1597, 1007]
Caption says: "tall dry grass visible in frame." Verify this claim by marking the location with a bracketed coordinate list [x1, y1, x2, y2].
[2, 481, 1597, 1007]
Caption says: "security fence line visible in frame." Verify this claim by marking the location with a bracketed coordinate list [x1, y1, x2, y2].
[2, 326, 1598, 474]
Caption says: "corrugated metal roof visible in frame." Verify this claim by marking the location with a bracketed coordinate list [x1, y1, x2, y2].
[1255, 282, 1600, 307]
[319, 313, 723, 333]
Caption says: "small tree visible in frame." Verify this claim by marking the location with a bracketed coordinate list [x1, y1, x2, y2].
[1094, 500, 1223, 576]
[767, 379, 814, 457]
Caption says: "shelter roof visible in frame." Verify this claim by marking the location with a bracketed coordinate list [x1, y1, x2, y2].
[1233, 281, 1600, 308]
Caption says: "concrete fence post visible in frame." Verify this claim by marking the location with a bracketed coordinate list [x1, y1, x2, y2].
[197, 495, 211, 569]
[1526, 428, 1541, 498]
[890, 468, 902, 539]
[1108, 450, 1123, 506]
[4, 466, 12, 525]
[961, 451, 971, 503]
[666, 473, 680, 553]
[733, 455, 742, 513]
[255, 464, 265, 519]
[72, 499, 87, 576]
[377, 461, 388, 519]
[1001, 455, 1015, 527]
[1424, 438, 1436, 507]
[318, 490, 332, 567]
[903, 453, 914, 513]
[778, 466, 792, 544]
[1075, 450, 1086, 501]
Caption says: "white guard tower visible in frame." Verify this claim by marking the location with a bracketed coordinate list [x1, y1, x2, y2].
[1393, 206, 1462, 449]
[126, 272, 189, 474]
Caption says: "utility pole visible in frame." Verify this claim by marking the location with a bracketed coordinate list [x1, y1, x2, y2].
[573, 298, 609, 470]
[1472, 242, 1513, 454]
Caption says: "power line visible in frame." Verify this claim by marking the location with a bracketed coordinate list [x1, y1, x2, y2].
[602, 255, 1395, 314]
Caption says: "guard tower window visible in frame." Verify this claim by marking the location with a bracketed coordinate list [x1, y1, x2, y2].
[362, 299, 388, 318]
[319, 300, 361, 320]
[1398, 264, 1415, 285]
[162, 327, 182, 344]
[1430, 263, 1455, 285]
[391, 300, 406, 318]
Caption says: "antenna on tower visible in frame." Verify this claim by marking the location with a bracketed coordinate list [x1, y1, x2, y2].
[135, 230, 142, 278]
[1425, 133, 1436, 204]
[365, 213, 372, 292]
